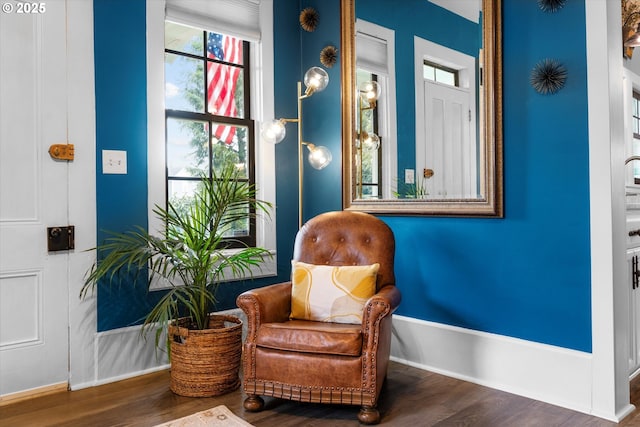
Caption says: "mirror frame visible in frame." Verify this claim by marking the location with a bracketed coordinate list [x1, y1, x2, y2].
[341, 0, 503, 217]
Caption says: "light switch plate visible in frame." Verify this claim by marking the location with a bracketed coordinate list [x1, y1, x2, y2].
[405, 169, 415, 184]
[102, 150, 127, 174]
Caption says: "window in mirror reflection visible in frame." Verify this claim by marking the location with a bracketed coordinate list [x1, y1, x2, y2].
[355, 19, 398, 199]
[633, 90, 640, 184]
[356, 71, 382, 199]
[423, 60, 458, 87]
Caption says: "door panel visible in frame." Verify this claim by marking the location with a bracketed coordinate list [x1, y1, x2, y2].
[422, 81, 476, 199]
[0, 1, 69, 396]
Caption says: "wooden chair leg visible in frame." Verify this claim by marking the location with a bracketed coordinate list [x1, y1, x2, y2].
[243, 394, 265, 412]
[358, 405, 380, 424]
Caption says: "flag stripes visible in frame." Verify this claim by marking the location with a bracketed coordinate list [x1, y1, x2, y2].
[207, 33, 242, 144]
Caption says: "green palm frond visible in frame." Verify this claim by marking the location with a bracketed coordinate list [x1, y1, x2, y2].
[80, 164, 272, 346]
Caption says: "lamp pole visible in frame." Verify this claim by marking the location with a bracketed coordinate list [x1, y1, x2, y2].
[297, 81, 304, 229]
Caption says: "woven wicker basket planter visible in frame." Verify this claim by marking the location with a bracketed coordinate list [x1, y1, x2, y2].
[168, 314, 242, 397]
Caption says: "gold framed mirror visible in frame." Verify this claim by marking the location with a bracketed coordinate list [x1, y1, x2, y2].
[341, 0, 503, 216]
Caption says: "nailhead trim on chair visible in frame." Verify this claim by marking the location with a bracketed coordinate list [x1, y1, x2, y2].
[244, 380, 376, 406]
[361, 298, 390, 391]
[237, 294, 261, 380]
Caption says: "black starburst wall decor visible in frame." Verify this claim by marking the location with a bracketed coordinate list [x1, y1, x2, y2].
[530, 59, 567, 95]
[537, 0, 567, 13]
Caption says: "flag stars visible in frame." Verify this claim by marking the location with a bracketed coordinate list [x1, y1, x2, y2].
[207, 33, 225, 60]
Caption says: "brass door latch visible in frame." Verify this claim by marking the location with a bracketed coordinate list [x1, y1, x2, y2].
[49, 144, 74, 161]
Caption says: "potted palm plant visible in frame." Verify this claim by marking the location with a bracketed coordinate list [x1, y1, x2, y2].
[81, 165, 272, 397]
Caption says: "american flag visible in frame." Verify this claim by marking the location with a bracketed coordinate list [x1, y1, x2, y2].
[207, 32, 242, 144]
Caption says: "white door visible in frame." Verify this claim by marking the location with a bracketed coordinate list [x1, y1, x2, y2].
[0, 1, 70, 397]
[421, 81, 476, 199]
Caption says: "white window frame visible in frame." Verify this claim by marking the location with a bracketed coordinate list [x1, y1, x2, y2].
[146, 0, 276, 282]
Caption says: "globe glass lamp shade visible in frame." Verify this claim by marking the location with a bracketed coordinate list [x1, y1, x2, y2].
[362, 132, 380, 151]
[359, 80, 381, 103]
[307, 145, 332, 170]
[261, 119, 286, 144]
[303, 67, 329, 94]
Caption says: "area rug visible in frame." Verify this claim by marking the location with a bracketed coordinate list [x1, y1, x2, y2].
[153, 405, 254, 427]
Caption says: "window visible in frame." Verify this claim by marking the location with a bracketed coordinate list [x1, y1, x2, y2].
[633, 90, 640, 184]
[356, 69, 382, 199]
[423, 60, 458, 87]
[146, 0, 277, 280]
[164, 23, 255, 247]
[355, 19, 398, 199]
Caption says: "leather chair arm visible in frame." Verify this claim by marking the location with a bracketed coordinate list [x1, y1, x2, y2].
[236, 282, 292, 340]
[361, 285, 401, 343]
[367, 285, 401, 317]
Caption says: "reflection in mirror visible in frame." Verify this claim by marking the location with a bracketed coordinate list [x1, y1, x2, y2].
[341, 0, 503, 216]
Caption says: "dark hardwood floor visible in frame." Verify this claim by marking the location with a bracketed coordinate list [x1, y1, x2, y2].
[2, 362, 640, 426]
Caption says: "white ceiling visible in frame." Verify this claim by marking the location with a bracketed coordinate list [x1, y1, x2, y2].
[428, 0, 481, 23]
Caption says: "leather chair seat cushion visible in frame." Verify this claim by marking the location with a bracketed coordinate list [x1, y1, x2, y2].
[255, 319, 363, 356]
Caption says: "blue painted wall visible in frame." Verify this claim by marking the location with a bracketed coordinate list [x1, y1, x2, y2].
[94, 0, 154, 330]
[304, 0, 592, 353]
[94, 0, 593, 353]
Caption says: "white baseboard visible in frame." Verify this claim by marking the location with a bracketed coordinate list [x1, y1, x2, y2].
[75, 311, 605, 419]
[93, 324, 169, 387]
[390, 314, 596, 417]
[71, 308, 247, 391]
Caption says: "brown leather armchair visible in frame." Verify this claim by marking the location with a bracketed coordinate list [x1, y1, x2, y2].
[236, 211, 401, 424]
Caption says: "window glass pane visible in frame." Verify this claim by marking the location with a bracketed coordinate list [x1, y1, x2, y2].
[168, 179, 199, 211]
[165, 22, 203, 56]
[355, 69, 372, 132]
[167, 180, 250, 240]
[207, 63, 244, 118]
[634, 95, 640, 136]
[211, 126, 249, 179]
[362, 149, 379, 193]
[634, 138, 640, 180]
[220, 199, 250, 238]
[207, 32, 243, 65]
[435, 68, 456, 86]
[370, 151, 380, 183]
[167, 118, 209, 177]
[423, 64, 435, 81]
[165, 53, 205, 112]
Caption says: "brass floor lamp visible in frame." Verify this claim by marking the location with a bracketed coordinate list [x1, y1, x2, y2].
[262, 67, 332, 228]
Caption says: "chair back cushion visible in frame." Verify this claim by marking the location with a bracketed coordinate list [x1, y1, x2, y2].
[293, 211, 395, 291]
